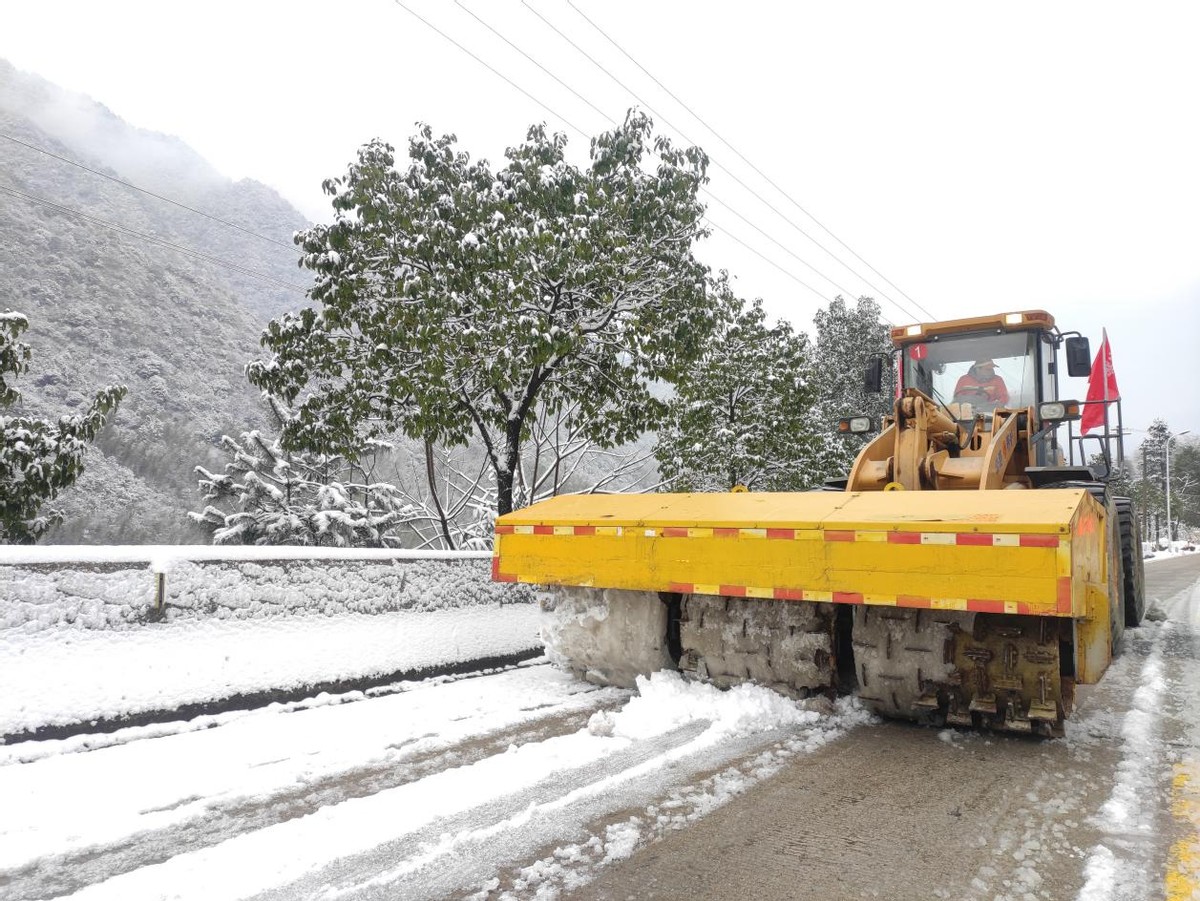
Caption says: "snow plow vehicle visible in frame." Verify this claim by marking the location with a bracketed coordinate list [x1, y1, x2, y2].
[492, 310, 1144, 736]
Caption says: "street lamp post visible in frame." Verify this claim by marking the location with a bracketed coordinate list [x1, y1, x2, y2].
[1165, 429, 1191, 551]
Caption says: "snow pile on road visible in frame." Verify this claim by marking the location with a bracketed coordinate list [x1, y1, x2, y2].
[1, 547, 531, 633]
[613, 671, 824, 739]
[0, 604, 541, 737]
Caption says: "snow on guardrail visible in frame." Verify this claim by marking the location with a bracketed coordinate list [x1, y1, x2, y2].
[0, 546, 533, 632]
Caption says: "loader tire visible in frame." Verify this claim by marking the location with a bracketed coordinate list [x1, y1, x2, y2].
[1115, 498, 1146, 627]
[677, 595, 835, 698]
[1107, 502, 1126, 652]
[851, 606, 972, 722]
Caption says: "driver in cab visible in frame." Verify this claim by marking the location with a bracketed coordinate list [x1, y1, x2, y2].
[953, 359, 1009, 407]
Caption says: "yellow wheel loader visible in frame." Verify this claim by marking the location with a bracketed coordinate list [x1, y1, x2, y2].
[493, 311, 1145, 736]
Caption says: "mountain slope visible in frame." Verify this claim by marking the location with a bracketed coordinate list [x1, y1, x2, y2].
[0, 59, 314, 542]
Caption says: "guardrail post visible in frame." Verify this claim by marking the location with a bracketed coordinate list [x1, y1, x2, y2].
[154, 571, 166, 616]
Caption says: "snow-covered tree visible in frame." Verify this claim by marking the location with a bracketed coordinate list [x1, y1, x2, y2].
[0, 310, 126, 543]
[1133, 419, 1198, 543]
[514, 399, 661, 505]
[189, 395, 417, 547]
[386, 406, 660, 551]
[247, 112, 716, 516]
[1173, 440, 1200, 531]
[655, 284, 822, 492]
[810, 296, 895, 479]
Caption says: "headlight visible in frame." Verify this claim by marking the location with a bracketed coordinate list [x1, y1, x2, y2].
[1039, 401, 1081, 422]
[838, 416, 873, 434]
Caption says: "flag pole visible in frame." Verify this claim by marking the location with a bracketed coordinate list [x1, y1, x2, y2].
[1101, 327, 1111, 467]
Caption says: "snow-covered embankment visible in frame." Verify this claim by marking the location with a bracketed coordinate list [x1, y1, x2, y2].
[0, 547, 539, 739]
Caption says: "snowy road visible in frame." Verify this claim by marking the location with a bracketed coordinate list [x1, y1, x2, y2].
[2, 555, 1199, 901]
[569, 554, 1200, 901]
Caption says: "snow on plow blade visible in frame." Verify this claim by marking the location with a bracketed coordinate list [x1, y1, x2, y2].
[493, 489, 1108, 619]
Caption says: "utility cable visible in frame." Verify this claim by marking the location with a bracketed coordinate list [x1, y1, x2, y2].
[702, 218, 827, 302]
[392, 0, 590, 140]
[564, 0, 936, 321]
[452, 0, 617, 128]
[524, 0, 924, 323]
[430, 1, 858, 306]
[703, 190, 860, 299]
[0, 132, 298, 252]
[0, 184, 310, 294]
[563, 0, 934, 320]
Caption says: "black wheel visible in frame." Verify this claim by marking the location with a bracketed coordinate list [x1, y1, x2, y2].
[1115, 498, 1146, 627]
[1107, 500, 1126, 652]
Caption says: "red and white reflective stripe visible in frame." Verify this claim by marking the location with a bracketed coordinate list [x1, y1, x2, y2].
[496, 523, 1061, 547]
[663, 581, 1041, 615]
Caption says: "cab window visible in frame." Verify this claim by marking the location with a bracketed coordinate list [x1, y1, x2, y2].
[902, 331, 1039, 419]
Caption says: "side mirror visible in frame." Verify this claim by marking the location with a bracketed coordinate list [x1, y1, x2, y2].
[863, 357, 884, 394]
[1065, 336, 1091, 378]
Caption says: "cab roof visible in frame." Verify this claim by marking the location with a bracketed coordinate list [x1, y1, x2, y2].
[890, 310, 1055, 346]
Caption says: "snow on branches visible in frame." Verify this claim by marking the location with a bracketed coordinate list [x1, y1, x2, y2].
[655, 283, 823, 492]
[248, 111, 716, 515]
[810, 296, 895, 479]
[0, 310, 126, 543]
[189, 395, 418, 547]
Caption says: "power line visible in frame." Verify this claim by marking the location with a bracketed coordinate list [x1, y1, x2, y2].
[0, 184, 311, 294]
[564, 0, 934, 321]
[392, 0, 590, 140]
[0, 132, 299, 252]
[703, 191, 860, 299]
[516, 0, 888, 310]
[452, 0, 617, 128]
[430, 1, 854, 306]
[525, 0, 927, 323]
[566, 0, 933, 320]
[703, 218, 827, 302]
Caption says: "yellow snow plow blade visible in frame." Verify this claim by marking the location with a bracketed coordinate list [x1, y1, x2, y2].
[494, 489, 1107, 619]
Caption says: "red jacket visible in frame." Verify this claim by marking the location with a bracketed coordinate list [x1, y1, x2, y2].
[953, 371, 1009, 405]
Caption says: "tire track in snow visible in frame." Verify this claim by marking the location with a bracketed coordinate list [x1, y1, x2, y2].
[257, 719, 716, 901]
[44, 675, 835, 901]
[0, 667, 623, 901]
[1, 704, 617, 901]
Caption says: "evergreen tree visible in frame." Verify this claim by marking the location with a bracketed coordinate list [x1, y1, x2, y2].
[248, 112, 715, 516]
[655, 283, 821, 491]
[0, 310, 126, 543]
[190, 395, 417, 547]
[1135, 420, 1200, 541]
[810, 296, 895, 479]
[1133, 419, 1171, 543]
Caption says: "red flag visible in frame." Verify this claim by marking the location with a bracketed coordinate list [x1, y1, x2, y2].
[1080, 329, 1120, 434]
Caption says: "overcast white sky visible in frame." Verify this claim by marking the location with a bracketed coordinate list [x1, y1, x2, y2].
[3, 0, 1198, 447]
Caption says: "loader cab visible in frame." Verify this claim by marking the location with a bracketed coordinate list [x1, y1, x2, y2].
[891, 310, 1064, 466]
